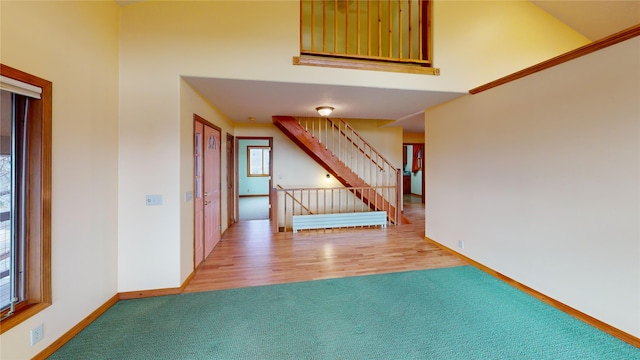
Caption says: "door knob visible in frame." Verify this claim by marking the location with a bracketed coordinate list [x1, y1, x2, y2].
[204, 192, 209, 196]
[204, 201, 211, 205]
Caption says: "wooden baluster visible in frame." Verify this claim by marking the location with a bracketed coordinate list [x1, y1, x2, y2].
[367, 0, 371, 57]
[377, 0, 382, 57]
[334, 0, 338, 53]
[398, 0, 402, 59]
[330, 188, 333, 214]
[324, 118, 328, 149]
[418, 0, 423, 60]
[311, 0, 315, 51]
[357, 0, 361, 55]
[271, 188, 277, 233]
[388, 0, 392, 58]
[284, 191, 288, 232]
[355, 136, 358, 178]
[408, 0, 412, 60]
[345, 0, 349, 53]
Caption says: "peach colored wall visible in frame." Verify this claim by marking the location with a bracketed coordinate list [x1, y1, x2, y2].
[0, 0, 595, 356]
[403, 132, 425, 144]
[117, 0, 588, 294]
[0, 1, 120, 358]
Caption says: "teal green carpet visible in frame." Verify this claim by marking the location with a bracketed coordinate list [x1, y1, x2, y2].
[49, 266, 639, 359]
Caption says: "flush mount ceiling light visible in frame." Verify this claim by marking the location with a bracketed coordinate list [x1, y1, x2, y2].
[316, 106, 334, 117]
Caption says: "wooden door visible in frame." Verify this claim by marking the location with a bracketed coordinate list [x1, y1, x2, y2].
[203, 124, 221, 257]
[194, 122, 204, 267]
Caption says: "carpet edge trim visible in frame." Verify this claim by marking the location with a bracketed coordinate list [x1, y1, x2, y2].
[425, 236, 640, 349]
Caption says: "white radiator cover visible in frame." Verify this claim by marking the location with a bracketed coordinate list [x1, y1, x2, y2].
[292, 211, 387, 233]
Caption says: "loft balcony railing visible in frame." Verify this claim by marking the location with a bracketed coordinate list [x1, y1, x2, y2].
[296, 0, 436, 74]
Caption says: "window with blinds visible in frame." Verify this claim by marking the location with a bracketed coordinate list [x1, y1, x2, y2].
[0, 65, 51, 334]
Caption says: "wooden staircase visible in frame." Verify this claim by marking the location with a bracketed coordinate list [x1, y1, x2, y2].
[273, 115, 410, 224]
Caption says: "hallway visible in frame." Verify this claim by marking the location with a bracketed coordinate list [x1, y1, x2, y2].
[184, 201, 466, 293]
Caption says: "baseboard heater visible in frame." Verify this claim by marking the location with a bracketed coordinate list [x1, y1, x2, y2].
[292, 211, 387, 233]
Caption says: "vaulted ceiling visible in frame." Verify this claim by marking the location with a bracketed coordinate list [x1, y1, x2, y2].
[530, 0, 639, 41]
[118, 0, 640, 133]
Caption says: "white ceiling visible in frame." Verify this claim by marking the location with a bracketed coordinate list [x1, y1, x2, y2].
[183, 77, 464, 133]
[127, 0, 639, 133]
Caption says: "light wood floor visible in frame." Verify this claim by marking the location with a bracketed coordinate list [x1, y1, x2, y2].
[183, 197, 467, 293]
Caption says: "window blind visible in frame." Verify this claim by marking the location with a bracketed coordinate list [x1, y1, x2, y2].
[0, 75, 42, 99]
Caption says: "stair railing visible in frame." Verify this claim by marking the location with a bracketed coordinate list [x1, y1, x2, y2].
[296, 116, 400, 212]
[272, 185, 395, 232]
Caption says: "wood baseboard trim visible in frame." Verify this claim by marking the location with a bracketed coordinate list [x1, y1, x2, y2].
[34, 272, 197, 358]
[181, 271, 195, 291]
[33, 294, 119, 360]
[119, 272, 195, 300]
[425, 237, 640, 348]
[118, 287, 181, 300]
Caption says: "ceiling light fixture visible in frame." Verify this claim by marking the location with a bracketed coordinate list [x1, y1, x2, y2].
[316, 106, 334, 117]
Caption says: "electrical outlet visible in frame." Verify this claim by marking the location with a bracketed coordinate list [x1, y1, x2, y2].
[458, 240, 465, 249]
[30, 324, 44, 345]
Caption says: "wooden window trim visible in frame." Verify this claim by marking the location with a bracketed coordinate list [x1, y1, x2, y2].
[0, 64, 52, 334]
[247, 146, 270, 177]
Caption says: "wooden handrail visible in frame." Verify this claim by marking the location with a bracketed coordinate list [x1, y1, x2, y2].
[277, 185, 314, 215]
[470, 24, 640, 95]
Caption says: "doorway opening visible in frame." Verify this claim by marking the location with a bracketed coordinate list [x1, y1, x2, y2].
[402, 143, 425, 204]
[236, 137, 273, 221]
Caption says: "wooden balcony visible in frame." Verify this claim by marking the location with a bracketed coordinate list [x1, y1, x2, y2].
[294, 0, 438, 75]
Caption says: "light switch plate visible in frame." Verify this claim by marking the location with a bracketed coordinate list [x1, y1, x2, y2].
[146, 194, 163, 206]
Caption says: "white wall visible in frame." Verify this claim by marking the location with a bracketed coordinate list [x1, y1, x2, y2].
[0, 1, 120, 359]
[425, 37, 640, 337]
